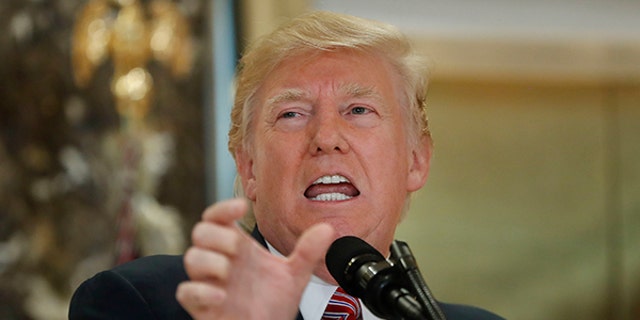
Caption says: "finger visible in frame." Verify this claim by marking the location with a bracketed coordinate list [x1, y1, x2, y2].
[191, 222, 240, 256]
[183, 247, 231, 281]
[176, 281, 226, 317]
[287, 223, 336, 280]
[201, 198, 248, 225]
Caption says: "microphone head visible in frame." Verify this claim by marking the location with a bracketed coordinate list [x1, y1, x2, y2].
[325, 236, 385, 296]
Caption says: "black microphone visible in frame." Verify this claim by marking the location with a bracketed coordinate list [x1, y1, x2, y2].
[326, 236, 426, 320]
[390, 241, 446, 320]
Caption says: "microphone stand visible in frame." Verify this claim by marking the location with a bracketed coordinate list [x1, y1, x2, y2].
[390, 240, 447, 320]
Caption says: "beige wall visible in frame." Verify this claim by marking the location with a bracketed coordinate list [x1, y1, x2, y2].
[238, 0, 309, 44]
[397, 80, 640, 320]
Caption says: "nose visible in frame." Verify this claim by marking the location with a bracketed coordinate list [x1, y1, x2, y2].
[308, 110, 350, 155]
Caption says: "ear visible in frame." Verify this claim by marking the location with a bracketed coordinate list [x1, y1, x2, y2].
[235, 146, 257, 201]
[406, 135, 432, 192]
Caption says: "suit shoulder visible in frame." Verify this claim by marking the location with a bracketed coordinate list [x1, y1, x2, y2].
[111, 254, 187, 281]
[69, 255, 191, 320]
[69, 266, 156, 319]
[440, 302, 505, 320]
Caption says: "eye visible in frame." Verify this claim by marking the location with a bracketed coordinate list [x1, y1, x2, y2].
[343, 103, 380, 128]
[280, 111, 300, 119]
[349, 105, 371, 115]
[274, 109, 307, 132]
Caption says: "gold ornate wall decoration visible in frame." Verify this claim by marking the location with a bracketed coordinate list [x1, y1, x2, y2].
[71, 0, 194, 264]
[0, 1, 206, 318]
[72, 0, 193, 124]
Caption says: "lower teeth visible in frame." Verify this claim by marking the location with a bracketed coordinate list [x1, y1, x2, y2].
[312, 193, 352, 201]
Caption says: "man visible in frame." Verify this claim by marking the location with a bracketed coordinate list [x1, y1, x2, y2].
[69, 11, 504, 320]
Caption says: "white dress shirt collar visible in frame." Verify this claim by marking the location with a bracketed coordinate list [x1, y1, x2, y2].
[266, 241, 382, 320]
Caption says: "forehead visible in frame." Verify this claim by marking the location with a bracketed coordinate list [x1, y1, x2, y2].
[257, 49, 403, 103]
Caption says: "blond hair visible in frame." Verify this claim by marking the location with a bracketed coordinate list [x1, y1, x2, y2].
[228, 11, 430, 159]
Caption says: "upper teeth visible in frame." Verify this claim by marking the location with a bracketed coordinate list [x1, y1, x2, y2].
[313, 175, 349, 185]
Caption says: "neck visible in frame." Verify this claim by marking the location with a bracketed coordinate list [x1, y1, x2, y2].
[314, 264, 338, 285]
[263, 237, 338, 285]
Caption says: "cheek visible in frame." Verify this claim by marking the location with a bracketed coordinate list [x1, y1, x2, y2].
[368, 129, 410, 166]
[363, 135, 412, 193]
[253, 137, 302, 188]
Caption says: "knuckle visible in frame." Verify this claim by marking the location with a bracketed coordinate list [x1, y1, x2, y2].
[191, 222, 210, 245]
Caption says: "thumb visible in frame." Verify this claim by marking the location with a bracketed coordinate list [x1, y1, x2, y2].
[287, 223, 336, 281]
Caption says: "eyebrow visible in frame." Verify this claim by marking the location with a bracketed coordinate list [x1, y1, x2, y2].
[265, 88, 307, 108]
[264, 83, 384, 111]
[339, 83, 383, 103]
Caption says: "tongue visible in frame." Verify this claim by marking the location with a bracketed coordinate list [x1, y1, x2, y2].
[304, 183, 360, 198]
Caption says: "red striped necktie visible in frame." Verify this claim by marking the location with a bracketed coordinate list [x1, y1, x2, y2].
[322, 287, 364, 320]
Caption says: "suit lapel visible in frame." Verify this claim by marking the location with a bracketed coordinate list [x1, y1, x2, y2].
[250, 225, 268, 248]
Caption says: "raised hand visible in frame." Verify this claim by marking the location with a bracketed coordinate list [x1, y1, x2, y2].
[176, 198, 335, 319]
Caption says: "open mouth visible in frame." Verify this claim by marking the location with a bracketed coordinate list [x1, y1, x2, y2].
[304, 174, 360, 201]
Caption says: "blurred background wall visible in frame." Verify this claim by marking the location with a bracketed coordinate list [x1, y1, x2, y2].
[0, 0, 210, 318]
[0, 0, 638, 319]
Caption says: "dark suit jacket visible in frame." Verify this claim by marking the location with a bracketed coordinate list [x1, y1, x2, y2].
[69, 228, 504, 320]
